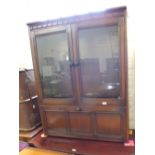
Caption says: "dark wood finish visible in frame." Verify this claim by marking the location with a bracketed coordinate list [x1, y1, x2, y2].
[95, 112, 122, 138]
[28, 131, 134, 155]
[46, 111, 67, 134]
[69, 112, 93, 134]
[27, 7, 126, 30]
[28, 6, 128, 142]
[19, 98, 41, 131]
[19, 69, 36, 100]
[19, 69, 41, 131]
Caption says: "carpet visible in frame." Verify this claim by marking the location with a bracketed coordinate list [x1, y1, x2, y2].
[19, 141, 29, 151]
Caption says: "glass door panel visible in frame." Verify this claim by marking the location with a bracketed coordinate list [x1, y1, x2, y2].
[36, 31, 73, 98]
[78, 25, 120, 98]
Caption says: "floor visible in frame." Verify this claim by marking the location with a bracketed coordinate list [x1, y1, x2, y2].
[20, 147, 70, 155]
[27, 131, 135, 155]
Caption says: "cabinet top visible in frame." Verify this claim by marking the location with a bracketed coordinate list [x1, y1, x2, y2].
[19, 68, 33, 72]
[27, 6, 126, 30]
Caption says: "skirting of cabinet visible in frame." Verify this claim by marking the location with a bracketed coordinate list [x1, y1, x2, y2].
[28, 131, 135, 155]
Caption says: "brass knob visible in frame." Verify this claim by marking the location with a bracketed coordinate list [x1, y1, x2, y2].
[72, 148, 77, 152]
[101, 101, 108, 106]
[32, 105, 36, 109]
[75, 107, 82, 111]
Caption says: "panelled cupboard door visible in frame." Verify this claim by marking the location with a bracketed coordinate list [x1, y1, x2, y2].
[68, 111, 93, 136]
[30, 26, 76, 105]
[94, 111, 123, 140]
[40, 105, 94, 138]
[40, 105, 124, 141]
[44, 110, 68, 136]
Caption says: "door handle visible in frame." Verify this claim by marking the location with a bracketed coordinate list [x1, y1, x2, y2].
[75, 107, 82, 111]
[101, 101, 108, 106]
[70, 63, 80, 67]
[74, 63, 80, 66]
[69, 57, 80, 67]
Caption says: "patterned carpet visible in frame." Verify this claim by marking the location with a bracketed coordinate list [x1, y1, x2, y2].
[19, 141, 29, 151]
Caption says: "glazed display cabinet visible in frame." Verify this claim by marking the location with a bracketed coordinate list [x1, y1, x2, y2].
[27, 6, 128, 142]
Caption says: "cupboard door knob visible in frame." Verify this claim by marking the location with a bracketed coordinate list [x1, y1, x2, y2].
[72, 148, 77, 152]
[70, 63, 80, 67]
[101, 101, 108, 106]
[118, 96, 121, 100]
[75, 107, 82, 111]
[33, 105, 36, 109]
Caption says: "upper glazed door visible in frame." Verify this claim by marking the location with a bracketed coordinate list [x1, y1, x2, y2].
[32, 26, 76, 103]
[72, 17, 126, 102]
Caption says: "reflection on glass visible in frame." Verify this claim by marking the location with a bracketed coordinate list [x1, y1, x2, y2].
[79, 25, 120, 98]
[36, 32, 73, 98]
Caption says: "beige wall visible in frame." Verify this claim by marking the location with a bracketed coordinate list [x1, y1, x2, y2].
[127, 5, 135, 129]
[19, 1, 135, 129]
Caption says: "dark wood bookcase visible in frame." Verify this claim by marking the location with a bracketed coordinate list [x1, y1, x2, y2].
[27, 6, 128, 142]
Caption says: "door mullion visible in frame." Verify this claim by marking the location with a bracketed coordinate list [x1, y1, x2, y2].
[71, 24, 82, 104]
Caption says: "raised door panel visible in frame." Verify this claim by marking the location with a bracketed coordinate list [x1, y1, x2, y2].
[68, 112, 93, 136]
[95, 112, 123, 140]
[44, 111, 68, 135]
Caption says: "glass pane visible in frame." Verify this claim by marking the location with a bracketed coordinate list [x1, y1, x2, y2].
[78, 25, 120, 98]
[36, 31, 73, 98]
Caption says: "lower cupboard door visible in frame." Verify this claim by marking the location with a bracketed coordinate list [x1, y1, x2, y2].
[68, 112, 94, 137]
[44, 111, 68, 136]
[42, 110, 94, 138]
[42, 109, 124, 141]
[94, 112, 123, 141]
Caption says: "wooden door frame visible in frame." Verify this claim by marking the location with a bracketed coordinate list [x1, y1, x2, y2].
[28, 25, 78, 105]
[71, 16, 127, 106]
